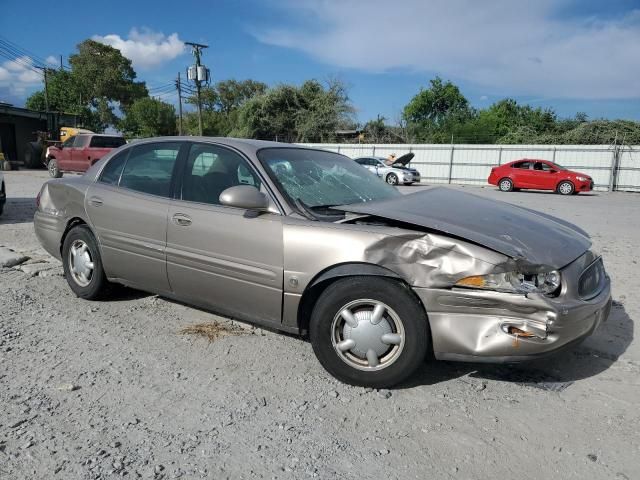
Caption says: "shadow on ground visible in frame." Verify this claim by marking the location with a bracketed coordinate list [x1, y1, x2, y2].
[403, 301, 632, 391]
[0, 197, 37, 225]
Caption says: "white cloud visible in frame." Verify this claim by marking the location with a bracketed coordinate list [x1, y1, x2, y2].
[92, 28, 186, 70]
[45, 55, 58, 66]
[255, 0, 640, 99]
[0, 56, 42, 97]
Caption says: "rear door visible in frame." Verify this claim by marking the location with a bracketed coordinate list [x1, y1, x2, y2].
[509, 160, 534, 187]
[85, 141, 185, 293]
[166, 142, 284, 325]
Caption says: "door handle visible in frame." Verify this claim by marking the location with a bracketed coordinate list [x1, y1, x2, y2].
[172, 213, 192, 226]
[89, 196, 103, 207]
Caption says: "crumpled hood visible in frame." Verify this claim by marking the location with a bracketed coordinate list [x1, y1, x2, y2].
[334, 187, 591, 269]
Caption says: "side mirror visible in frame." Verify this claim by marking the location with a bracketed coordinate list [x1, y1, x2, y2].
[549, 169, 557, 173]
[219, 185, 269, 211]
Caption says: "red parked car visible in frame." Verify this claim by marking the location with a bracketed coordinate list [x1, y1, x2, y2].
[488, 159, 594, 195]
[45, 134, 126, 178]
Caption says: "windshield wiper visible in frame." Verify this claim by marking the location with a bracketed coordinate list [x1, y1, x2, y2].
[294, 198, 319, 221]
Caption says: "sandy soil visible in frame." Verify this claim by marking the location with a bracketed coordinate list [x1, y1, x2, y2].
[1, 170, 638, 479]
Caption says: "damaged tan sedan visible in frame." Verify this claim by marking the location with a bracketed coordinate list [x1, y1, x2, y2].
[34, 138, 612, 387]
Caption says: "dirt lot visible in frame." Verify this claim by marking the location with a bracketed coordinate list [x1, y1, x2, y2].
[1, 170, 639, 480]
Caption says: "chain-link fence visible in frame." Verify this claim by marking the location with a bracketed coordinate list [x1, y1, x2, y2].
[300, 143, 640, 192]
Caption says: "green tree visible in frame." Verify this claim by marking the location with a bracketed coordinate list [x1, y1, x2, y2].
[184, 79, 268, 136]
[232, 79, 354, 142]
[403, 77, 473, 141]
[25, 39, 148, 131]
[119, 97, 176, 138]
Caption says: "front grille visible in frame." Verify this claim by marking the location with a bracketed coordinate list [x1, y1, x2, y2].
[578, 258, 605, 299]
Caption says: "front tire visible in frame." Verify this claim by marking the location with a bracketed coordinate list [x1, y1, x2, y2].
[310, 277, 429, 388]
[557, 181, 574, 195]
[498, 178, 514, 192]
[386, 173, 399, 185]
[48, 158, 62, 178]
[62, 225, 110, 300]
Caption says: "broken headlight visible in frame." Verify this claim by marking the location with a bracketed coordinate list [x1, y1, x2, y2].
[455, 270, 561, 296]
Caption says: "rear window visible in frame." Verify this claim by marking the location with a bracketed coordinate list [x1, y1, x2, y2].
[98, 151, 129, 186]
[90, 136, 126, 148]
[119, 142, 181, 197]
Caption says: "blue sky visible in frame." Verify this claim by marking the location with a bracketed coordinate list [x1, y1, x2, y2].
[1, 0, 639, 123]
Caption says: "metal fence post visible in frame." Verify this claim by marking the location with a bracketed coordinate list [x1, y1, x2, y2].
[498, 146, 503, 165]
[448, 145, 455, 184]
[608, 146, 620, 192]
[552, 146, 556, 163]
[372, 145, 376, 156]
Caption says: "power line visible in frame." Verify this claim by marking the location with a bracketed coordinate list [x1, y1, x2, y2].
[0, 36, 50, 67]
[0, 48, 42, 74]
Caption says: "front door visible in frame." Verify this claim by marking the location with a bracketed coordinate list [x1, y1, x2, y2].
[70, 135, 90, 172]
[533, 161, 559, 190]
[166, 142, 284, 325]
[57, 135, 77, 171]
[85, 141, 183, 293]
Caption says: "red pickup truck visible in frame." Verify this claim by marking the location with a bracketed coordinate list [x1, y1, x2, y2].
[46, 134, 126, 178]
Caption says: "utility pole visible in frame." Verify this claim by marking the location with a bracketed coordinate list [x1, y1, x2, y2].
[176, 72, 183, 135]
[185, 41, 209, 136]
[60, 55, 63, 71]
[35, 66, 50, 112]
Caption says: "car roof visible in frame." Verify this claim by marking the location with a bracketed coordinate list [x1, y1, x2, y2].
[127, 136, 328, 157]
[76, 133, 124, 138]
[511, 158, 552, 163]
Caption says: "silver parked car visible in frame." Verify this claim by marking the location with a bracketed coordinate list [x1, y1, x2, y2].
[34, 138, 611, 387]
[354, 154, 421, 185]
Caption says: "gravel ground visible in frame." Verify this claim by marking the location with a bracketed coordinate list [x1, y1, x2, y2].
[1, 170, 639, 480]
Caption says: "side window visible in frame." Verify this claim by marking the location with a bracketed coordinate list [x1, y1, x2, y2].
[90, 136, 126, 148]
[62, 136, 76, 148]
[512, 161, 531, 169]
[354, 158, 366, 165]
[182, 143, 261, 205]
[119, 142, 181, 197]
[98, 151, 129, 185]
[75, 136, 90, 148]
[537, 162, 552, 171]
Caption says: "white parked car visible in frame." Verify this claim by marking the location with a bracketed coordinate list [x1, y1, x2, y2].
[354, 153, 421, 185]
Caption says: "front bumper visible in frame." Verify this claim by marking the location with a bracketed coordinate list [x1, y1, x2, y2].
[576, 179, 594, 191]
[413, 252, 612, 362]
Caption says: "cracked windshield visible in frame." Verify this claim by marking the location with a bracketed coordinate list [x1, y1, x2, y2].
[258, 148, 401, 208]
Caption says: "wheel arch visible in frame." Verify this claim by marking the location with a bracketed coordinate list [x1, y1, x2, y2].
[296, 262, 427, 334]
[60, 217, 93, 255]
[556, 179, 574, 191]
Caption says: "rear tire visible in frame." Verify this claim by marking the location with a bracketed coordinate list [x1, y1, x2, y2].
[557, 181, 574, 195]
[48, 158, 62, 178]
[498, 178, 514, 192]
[62, 225, 111, 300]
[309, 276, 429, 388]
[24, 142, 43, 169]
